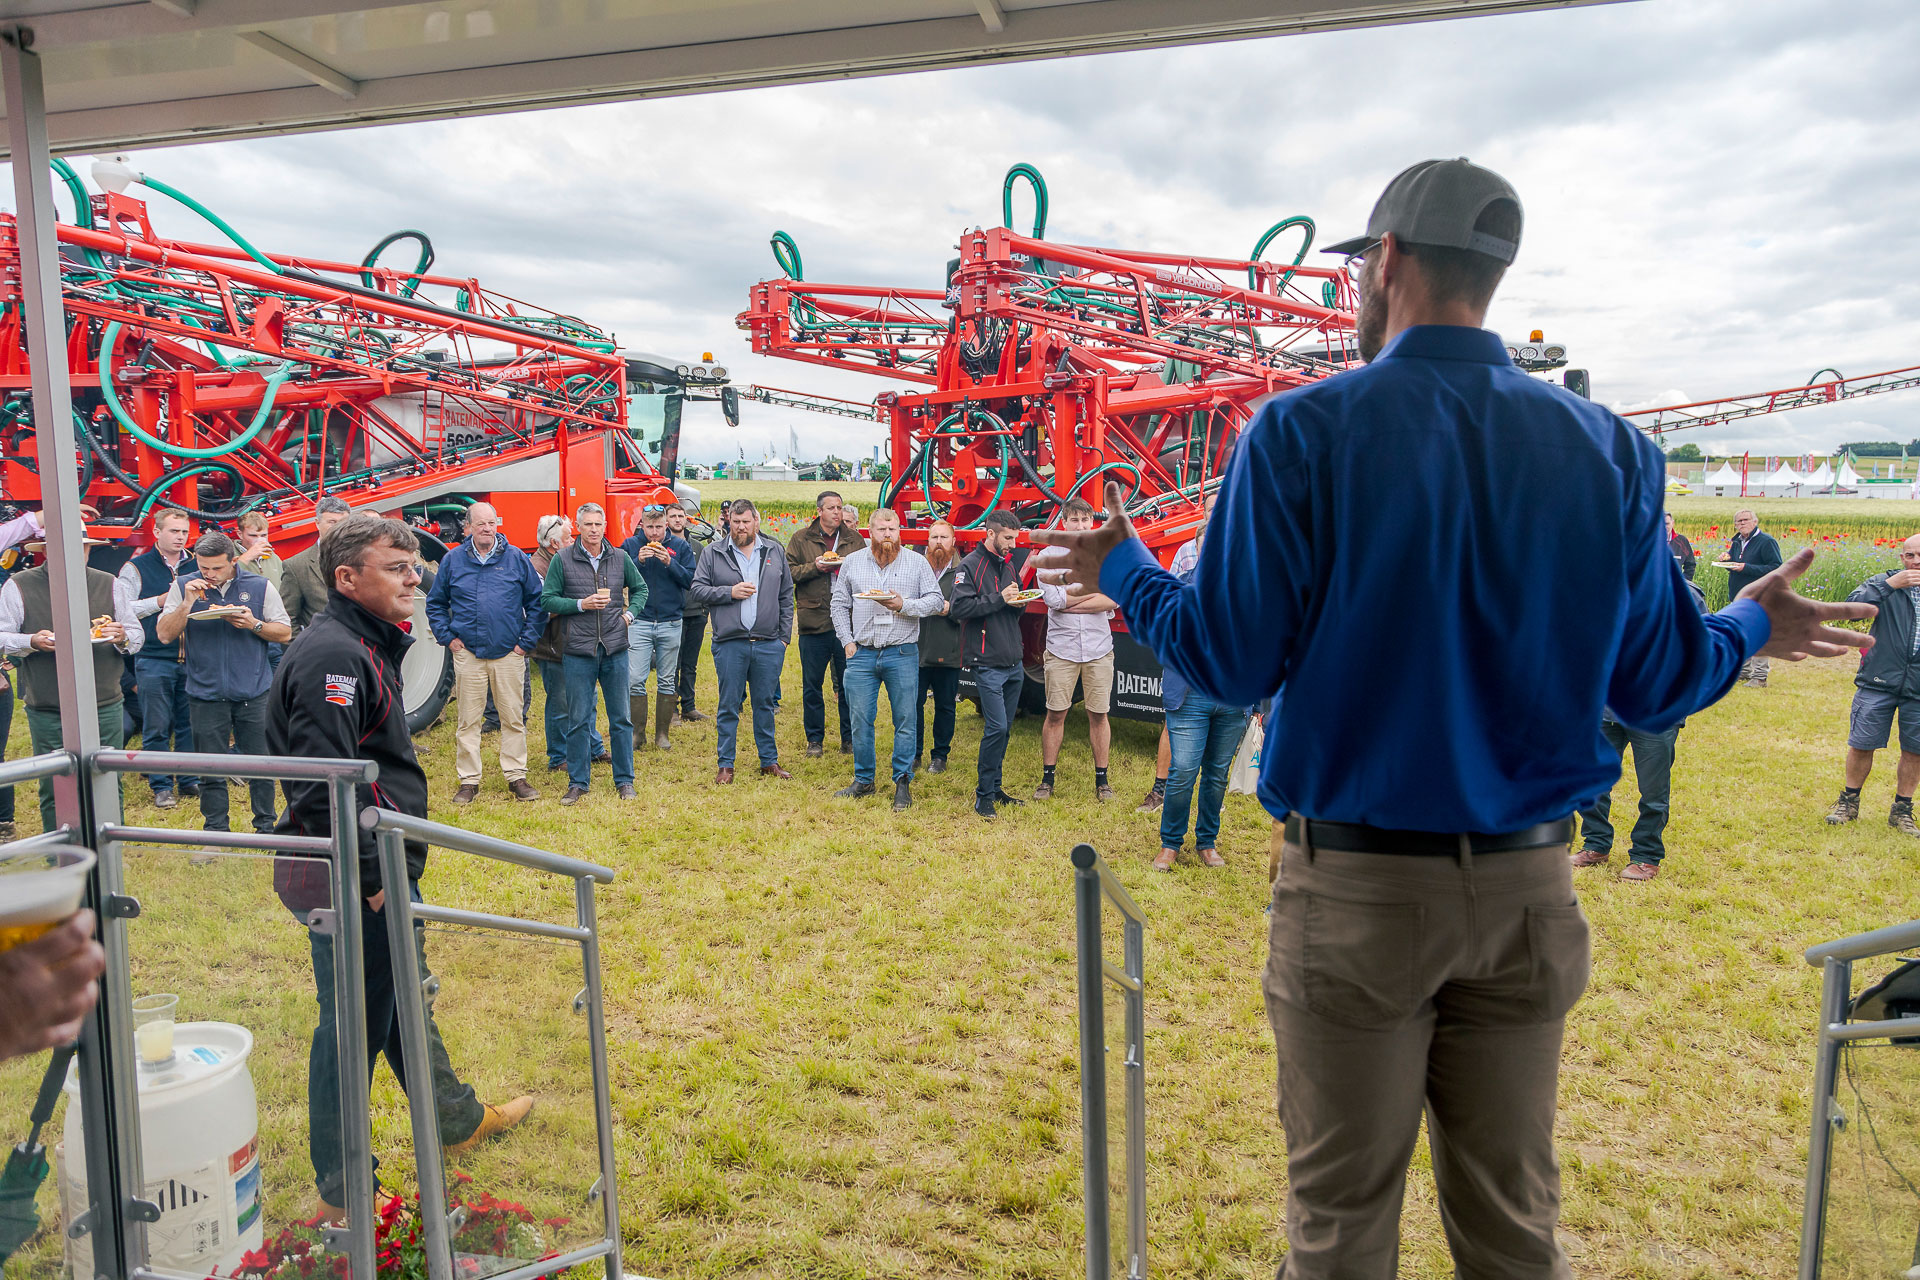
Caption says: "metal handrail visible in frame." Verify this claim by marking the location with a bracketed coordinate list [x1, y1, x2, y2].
[88, 761, 382, 1280]
[1798, 917, 1920, 1279]
[1072, 843, 1146, 1280]
[367, 810, 622, 1280]
[0, 748, 75, 788]
[91, 748, 377, 783]
[0, 826, 80, 859]
[360, 807, 614, 883]
[98, 824, 334, 855]
[1804, 920, 1920, 966]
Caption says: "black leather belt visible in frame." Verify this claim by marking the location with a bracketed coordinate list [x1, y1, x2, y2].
[1284, 814, 1574, 856]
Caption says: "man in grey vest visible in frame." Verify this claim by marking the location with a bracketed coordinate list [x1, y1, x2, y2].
[538, 502, 646, 804]
[156, 531, 292, 841]
[0, 554, 142, 831]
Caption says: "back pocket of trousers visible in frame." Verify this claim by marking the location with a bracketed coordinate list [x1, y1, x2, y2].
[1525, 903, 1592, 1021]
[1302, 894, 1423, 1028]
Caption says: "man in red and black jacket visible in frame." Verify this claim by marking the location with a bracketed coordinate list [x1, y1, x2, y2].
[949, 509, 1031, 818]
[268, 513, 531, 1219]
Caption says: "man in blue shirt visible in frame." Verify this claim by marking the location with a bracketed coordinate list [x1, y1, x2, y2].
[424, 502, 547, 804]
[1034, 158, 1872, 1279]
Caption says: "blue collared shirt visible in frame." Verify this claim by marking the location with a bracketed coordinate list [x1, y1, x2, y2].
[727, 540, 763, 633]
[1101, 324, 1768, 833]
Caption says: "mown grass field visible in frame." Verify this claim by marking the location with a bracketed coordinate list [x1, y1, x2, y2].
[5, 639, 1920, 1277]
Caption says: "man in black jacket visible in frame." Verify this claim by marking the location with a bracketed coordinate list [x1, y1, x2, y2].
[270, 513, 531, 1219]
[915, 520, 963, 774]
[1725, 509, 1783, 685]
[950, 509, 1030, 818]
[1828, 534, 1920, 835]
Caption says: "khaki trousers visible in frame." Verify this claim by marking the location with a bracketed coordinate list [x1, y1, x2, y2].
[453, 648, 527, 785]
[1265, 821, 1589, 1279]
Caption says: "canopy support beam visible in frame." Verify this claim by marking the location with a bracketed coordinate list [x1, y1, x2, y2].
[1, 25, 138, 1280]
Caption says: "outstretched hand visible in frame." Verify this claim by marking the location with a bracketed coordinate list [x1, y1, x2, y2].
[1029, 482, 1137, 598]
[1741, 548, 1878, 660]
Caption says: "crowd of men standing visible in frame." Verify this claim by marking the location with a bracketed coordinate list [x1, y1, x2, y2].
[10, 489, 1894, 880]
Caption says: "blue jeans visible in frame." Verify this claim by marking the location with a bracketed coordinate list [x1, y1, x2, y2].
[713, 637, 784, 770]
[563, 650, 633, 790]
[299, 882, 481, 1206]
[972, 665, 1024, 800]
[1161, 695, 1249, 850]
[626, 617, 683, 698]
[538, 659, 601, 768]
[135, 654, 193, 791]
[846, 642, 918, 784]
[1578, 718, 1679, 865]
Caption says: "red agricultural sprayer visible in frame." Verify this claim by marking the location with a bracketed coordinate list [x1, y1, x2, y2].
[738, 165, 1381, 565]
[735, 165, 1407, 716]
[0, 157, 695, 556]
[0, 155, 727, 726]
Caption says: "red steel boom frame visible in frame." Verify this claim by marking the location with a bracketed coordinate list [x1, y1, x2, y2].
[0, 178, 676, 557]
[739, 215, 1360, 562]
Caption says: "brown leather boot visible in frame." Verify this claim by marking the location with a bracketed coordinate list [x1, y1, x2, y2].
[629, 694, 647, 748]
[445, 1095, 535, 1156]
[654, 695, 673, 751]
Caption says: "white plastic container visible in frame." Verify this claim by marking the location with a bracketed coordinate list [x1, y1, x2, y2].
[61, 1022, 262, 1278]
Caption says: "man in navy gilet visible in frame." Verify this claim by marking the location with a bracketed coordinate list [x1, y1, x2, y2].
[156, 530, 293, 842]
[117, 507, 198, 808]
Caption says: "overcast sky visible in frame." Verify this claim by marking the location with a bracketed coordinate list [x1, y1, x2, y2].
[24, 0, 1920, 462]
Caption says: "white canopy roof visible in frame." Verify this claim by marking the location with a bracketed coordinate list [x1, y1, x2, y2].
[1839, 459, 1865, 486]
[0, 0, 1630, 156]
[1762, 464, 1801, 486]
[1806, 460, 1835, 486]
[1704, 462, 1742, 485]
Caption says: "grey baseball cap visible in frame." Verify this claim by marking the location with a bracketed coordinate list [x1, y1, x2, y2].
[1322, 158, 1522, 263]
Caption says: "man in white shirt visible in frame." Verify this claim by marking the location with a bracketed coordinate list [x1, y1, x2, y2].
[829, 508, 946, 810]
[1033, 497, 1119, 801]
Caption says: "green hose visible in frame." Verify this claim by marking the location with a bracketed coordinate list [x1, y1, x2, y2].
[97, 319, 299, 459]
[140, 174, 283, 276]
[1249, 216, 1315, 292]
[1002, 164, 1048, 239]
[923, 408, 1012, 530]
[771, 231, 803, 279]
[132, 462, 263, 522]
[359, 229, 433, 298]
[50, 157, 93, 230]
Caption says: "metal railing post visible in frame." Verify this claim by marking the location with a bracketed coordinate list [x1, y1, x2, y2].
[1798, 954, 1852, 1280]
[329, 774, 379, 1280]
[1123, 913, 1146, 1280]
[576, 877, 624, 1280]
[380, 828, 455, 1280]
[1072, 844, 1111, 1280]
